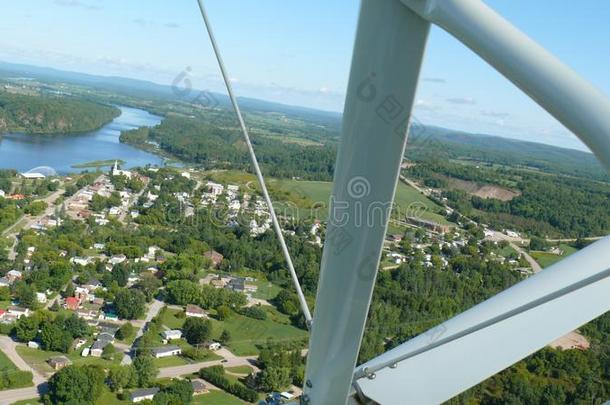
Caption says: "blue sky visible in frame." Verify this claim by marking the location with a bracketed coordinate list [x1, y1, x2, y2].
[1, 0, 609, 151]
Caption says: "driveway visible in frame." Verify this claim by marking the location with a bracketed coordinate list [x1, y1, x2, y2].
[121, 299, 165, 365]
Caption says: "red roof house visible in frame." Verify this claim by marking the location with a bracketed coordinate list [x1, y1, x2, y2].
[65, 297, 80, 311]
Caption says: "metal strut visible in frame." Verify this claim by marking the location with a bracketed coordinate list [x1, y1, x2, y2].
[195, 0, 313, 326]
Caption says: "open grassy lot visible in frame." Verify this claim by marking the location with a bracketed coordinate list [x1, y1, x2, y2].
[209, 310, 307, 356]
[530, 244, 579, 268]
[191, 390, 247, 405]
[10, 399, 42, 405]
[0, 349, 18, 372]
[268, 178, 450, 225]
[16, 345, 123, 374]
[225, 365, 254, 375]
[159, 308, 185, 329]
[153, 355, 190, 368]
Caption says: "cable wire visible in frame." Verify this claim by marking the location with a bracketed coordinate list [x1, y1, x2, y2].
[195, 0, 313, 327]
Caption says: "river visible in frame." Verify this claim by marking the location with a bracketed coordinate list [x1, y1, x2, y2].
[0, 106, 166, 175]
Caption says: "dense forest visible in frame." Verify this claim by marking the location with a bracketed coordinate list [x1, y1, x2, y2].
[120, 115, 336, 181]
[0, 91, 119, 134]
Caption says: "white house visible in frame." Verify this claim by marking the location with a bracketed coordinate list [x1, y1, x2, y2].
[36, 292, 47, 304]
[206, 181, 224, 196]
[152, 345, 182, 358]
[0, 190, 5, 198]
[131, 388, 160, 403]
[205, 341, 221, 351]
[161, 330, 182, 341]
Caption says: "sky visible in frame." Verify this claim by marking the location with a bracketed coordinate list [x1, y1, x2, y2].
[1, 0, 610, 152]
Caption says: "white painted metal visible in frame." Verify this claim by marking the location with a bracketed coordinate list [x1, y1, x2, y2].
[195, 0, 312, 325]
[302, 0, 430, 403]
[401, 0, 610, 171]
[354, 236, 610, 404]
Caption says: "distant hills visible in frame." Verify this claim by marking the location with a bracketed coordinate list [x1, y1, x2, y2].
[0, 60, 607, 181]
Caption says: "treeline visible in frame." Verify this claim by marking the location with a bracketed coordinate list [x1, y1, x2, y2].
[120, 116, 336, 180]
[407, 161, 610, 238]
[0, 91, 119, 134]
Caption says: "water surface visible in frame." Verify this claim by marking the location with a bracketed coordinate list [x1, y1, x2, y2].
[0, 106, 165, 174]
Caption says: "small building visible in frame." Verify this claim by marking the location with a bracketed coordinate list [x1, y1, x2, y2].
[0, 277, 10, 287]
[27, 341, 40, 349]
[6, 270, 22, 282]
[36, 292, 47, 304]
[65, 297, 80, 311]
[204, 250, 224, 267]
[19, 172, 46, 179]
[205, 341, 221, 351]
[130, 387, 160, 403]
[151, 345, 182, 358]
[191, 379, 208, 395]
[161, 330, 182, 341]
[7, 306, 30, 318]
[81, 347, 90, 357]
[185, 304, 207, 318]
[90, 340, 109, 358]
[48, 356, 72, 370]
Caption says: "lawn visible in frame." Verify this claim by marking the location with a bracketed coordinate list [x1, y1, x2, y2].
[225, 365, 254, 375]
[191, 391, 246, 405]
[95, 389, 130, 405]
[0, 349, 18, 372]
[209, 311, 307, 356]
[10, 400, 42, 405]
[267, 178, 450, 225]
[153, 355, 190, 368]
[159, 308, 185, 329]
[530, 244, 579, 268]
[16, 345, 123, 374]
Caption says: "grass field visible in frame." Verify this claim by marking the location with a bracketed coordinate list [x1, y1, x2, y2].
[16, 345, 123, 374]
[530, 244, 579, 268]
[153, 355, 190, 368]
[204, 170, 450, 226]
[267, 178, 450, 225]
[209, 310, 307, 356]
[159, 305, 306, 357]
[225, 365, 254, 375]
[191, 391, 246, 405]
[9, 399, 42, 405]
[0, 349, 18, 372]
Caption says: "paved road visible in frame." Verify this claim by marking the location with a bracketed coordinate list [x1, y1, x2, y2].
[121, 299, 165, 365]
[0, 336, 49, 405]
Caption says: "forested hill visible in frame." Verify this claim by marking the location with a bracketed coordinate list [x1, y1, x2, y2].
[0, 91, 119, 135]
[406, 126, 609, 182]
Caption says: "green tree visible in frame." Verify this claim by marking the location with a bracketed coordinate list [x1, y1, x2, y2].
[15, 316, 40, 342]
[219, 329, 231, 344]
[47, 365, 105, 405]
[215, 305, 231, 321]
[182, 317, 212, 345]
[133, 355, 158, 387]
[116, 322, 135, 341]
[114, 289, 146, 320]
[107, 365, 137, 392]
[256, 367, 292, 392]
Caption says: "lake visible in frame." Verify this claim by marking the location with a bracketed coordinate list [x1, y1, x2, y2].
[0, 106, 166, 175]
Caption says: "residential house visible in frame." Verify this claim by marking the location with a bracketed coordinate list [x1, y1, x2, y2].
[0, 277, 10, 287]
[185, 304, 207, 318]
[205, 341, 221, 351]
[36, 292, 47, 304]
[109, 254, 127, 265]
[8, 306, 30, 318]
[65, 297, 80, 311]
[6, 270, 22, 282]
[161, 330, 182, 341]
[48, 356, 72, 370]
[90, 340, 109, 357]
[130, 387, 160, 403]
[151, 345, 182, 358]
